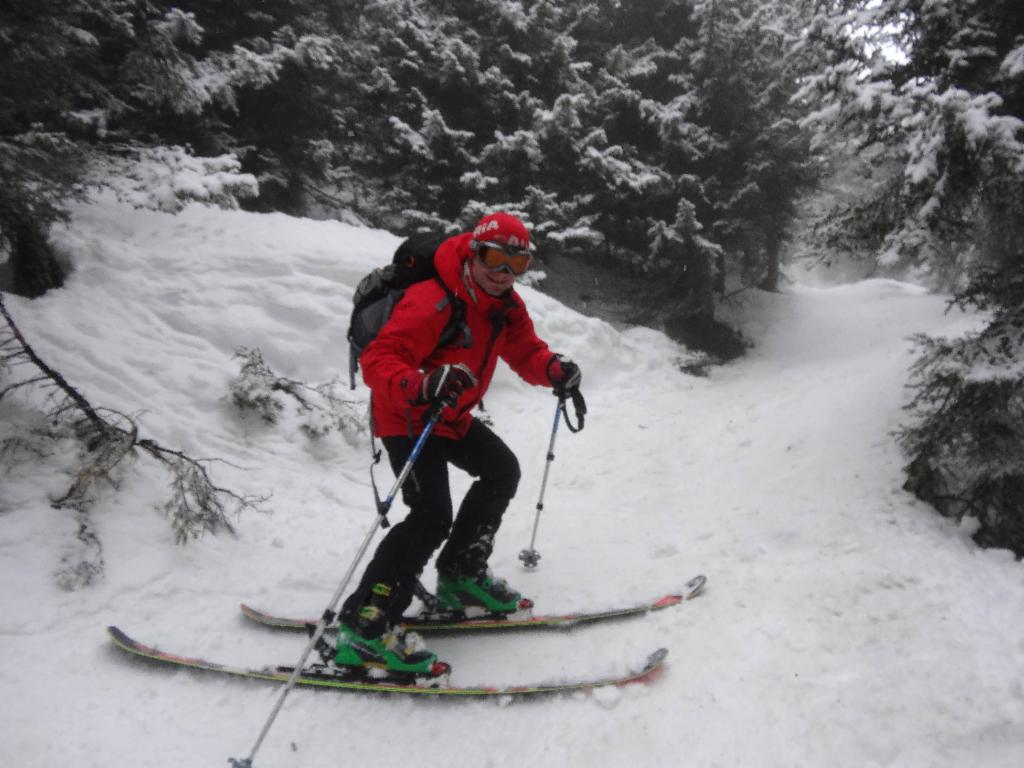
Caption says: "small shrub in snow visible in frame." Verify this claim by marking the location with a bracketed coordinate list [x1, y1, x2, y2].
[230, 348, 286, 424]
[299, 380, 368, 442]
[230, 348, 367, 441]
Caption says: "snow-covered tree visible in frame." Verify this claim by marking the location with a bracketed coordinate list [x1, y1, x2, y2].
[549, 0, 812, 342]
[794, 0, 1024, 287]
[0, 0, 121, 296]
[0, 0, 275, 294]
[686, 0, 815, 293]
[900, 288, 1024, 556]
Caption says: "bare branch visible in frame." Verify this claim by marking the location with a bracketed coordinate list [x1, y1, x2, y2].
[0, 294, 107, 430]
[0, 293, 268, 588]
[1, 375, 51, 399]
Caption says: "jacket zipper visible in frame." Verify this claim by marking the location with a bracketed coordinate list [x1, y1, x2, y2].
[452, 302, 510, 422]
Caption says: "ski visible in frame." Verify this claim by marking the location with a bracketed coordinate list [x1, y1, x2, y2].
[107, 626, 668, 697]
[241, 573, 706, 633]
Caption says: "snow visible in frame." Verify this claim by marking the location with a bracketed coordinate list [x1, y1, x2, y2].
[98, 150, 258, 212]
[2, 199, 1024, 768]
[1002, 44, 1024, 79]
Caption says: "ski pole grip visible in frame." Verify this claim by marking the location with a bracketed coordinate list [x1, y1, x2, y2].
[425, 400, 445, 423]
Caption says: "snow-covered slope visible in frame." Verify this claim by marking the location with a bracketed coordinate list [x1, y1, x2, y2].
[1, 200, 1022, 768]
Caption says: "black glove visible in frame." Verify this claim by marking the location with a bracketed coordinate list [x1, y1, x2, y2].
[546, 354, 582, 393]
[418, 363, 478, 407]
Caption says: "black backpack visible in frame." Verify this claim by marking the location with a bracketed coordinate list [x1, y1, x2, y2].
[347, 232, 468, 389]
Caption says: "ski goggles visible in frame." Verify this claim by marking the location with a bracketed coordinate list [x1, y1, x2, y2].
[476, 242, 533, 275]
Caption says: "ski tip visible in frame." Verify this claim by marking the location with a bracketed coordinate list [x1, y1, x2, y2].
[647, 647, 669, 666]
[683, 574, 707, 599]
[107, 626, 147, 657]
[631, 648, 670, 680]
[107, 625, 130, 644]
[108, 626, 154, 655]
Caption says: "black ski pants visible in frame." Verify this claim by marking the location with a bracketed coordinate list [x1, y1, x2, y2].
[341, 417, 521, 630]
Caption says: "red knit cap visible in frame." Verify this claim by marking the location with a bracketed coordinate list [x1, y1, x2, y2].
[470, 212, 531, 253]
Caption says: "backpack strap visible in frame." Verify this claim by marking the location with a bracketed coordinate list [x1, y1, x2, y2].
[433, 275, 469, 349]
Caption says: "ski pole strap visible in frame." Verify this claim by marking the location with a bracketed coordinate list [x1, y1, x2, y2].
[558, 387, 587, 433]
[376, 404, 443, 521]
[369, 435, 389, 528]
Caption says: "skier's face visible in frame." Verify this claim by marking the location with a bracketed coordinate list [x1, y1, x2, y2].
[471, 252, 518, 296]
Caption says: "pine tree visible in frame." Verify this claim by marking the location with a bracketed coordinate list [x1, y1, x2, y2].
[0, 1, 280, 294]
[795, 0, 1024, 285]
[556, 0, 813, 342]
[0, 0, 118, 295]
[685, 0, 815, 293]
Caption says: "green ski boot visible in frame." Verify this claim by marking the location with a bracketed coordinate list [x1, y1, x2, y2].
[334, 583, 448, 678]
[436, 569, 533, 616]
[333, 623, 447, 677]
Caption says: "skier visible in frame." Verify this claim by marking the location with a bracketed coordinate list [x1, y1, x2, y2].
[334, 212, 582, 675]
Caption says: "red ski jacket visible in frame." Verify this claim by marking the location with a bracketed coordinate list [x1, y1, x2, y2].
[361, 232, 553, 439]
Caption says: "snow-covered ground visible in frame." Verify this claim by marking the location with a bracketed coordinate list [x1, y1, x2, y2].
[2, 199, 1022, 768]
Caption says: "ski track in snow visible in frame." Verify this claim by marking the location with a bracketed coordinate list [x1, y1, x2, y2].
[1, 199, 1023, 768]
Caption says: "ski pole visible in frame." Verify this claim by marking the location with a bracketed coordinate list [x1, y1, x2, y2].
[230, 406, 442, 768]
[518, 398, 564, 569]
